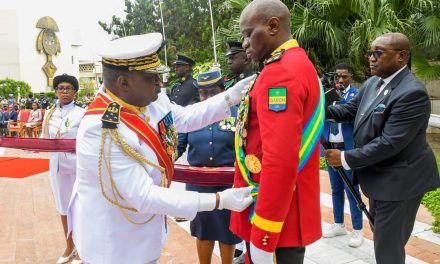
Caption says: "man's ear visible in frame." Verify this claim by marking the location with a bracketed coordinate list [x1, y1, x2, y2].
[267, 17, 280, 36]
[116, 74, 130, 91]
[399, 50, 409, 62]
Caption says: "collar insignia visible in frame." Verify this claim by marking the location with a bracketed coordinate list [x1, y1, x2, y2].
[264, 50, 285, 65]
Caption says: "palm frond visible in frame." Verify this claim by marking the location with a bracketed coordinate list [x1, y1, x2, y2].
[420, 15, 440, 48]
[412, 53, 440, 81]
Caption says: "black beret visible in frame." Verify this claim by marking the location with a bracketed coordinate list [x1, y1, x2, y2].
[53, 74, 79, 91]
[225, 41, 245, 56]
[174, 54, 195, 66]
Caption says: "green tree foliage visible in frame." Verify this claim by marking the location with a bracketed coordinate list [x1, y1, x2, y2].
[291, 0, 440, 80]
[0, 78, 31, 99]
[77, 78, 96, 104]
[98, 0, 230, 68]
[216, 0, 440, 81]
[100, 0, 440, 81]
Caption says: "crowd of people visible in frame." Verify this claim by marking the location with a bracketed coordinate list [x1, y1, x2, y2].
[2, 0, 439, 264]
[0, 92, 53, 137]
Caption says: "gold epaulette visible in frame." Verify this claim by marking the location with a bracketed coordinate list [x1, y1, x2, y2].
[101, 102, 121, 129]
[264, 49, 285, 65]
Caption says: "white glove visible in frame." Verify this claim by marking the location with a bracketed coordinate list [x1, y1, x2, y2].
[250, 243, 274, 264]
[225, 74, 257, 106]
[218, 186, 253, 211]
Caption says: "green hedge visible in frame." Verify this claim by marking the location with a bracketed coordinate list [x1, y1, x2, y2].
[421, 156, 440, 233]
[320, 157, 327, 170]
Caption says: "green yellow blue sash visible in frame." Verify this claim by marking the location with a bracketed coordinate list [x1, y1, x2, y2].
[235, 78, 325, 221]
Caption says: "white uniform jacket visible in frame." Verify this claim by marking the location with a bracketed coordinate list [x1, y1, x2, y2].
[41, 101, 85, 215]
[70, 91, 231, 264]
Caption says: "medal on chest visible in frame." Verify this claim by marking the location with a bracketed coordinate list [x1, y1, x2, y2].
[235, 77, 262, 174]
[218, 116, 236, 132]
[236, 77, 257, 147]
[158, 112, 178, 161]
[244, 154, 262, 174]
[55, 117, 71, 139]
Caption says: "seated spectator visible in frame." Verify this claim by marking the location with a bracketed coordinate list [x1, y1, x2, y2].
[25, 102, 42, 137]
[177, 69, 241, 264]
[6, 104, 20, 137]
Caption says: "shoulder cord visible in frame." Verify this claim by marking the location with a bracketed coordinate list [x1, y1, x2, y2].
[99, 128, 168, 225]
[42, 106, 57, 138]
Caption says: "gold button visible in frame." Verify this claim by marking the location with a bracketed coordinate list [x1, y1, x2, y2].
[262, 242, 268, 246]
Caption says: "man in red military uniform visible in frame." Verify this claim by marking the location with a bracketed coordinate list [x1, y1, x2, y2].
[230, 0, 324, 263]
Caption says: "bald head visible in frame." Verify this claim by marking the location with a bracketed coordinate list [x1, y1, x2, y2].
[240, 0, 291, 33]
[239, 0, 292, 61]
[375, 32, 410, 51]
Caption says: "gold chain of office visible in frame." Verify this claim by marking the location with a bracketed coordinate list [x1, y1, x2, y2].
[98, 128, 168, 225]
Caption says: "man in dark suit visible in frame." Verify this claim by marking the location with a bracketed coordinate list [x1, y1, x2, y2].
[168, 54, 199, 106]
[325, 32, 440, 264]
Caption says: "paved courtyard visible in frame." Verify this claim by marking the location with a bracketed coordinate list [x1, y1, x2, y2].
[0, 147, 439, 263]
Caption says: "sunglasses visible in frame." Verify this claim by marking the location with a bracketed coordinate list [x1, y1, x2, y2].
[367, 49, 404, 59]
[56, 85, 75, 93]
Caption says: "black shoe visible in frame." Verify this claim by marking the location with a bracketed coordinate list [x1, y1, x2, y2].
[234, 249, 243, 258]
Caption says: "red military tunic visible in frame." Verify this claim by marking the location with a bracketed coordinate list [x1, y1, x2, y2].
[230, 40, 322, 252]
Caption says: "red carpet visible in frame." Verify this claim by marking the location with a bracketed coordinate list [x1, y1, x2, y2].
[0, 157, 49, 178]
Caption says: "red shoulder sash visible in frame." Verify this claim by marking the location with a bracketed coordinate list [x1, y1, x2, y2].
[85, 94, 174, 186]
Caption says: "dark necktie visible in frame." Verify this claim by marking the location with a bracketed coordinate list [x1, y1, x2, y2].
[375, 79, 384, 96]
[330, 122, 339, 136]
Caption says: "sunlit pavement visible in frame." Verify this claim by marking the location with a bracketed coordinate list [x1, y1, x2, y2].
[0, 148, 439, 263]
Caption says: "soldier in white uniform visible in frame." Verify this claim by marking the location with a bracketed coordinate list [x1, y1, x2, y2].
[41, 74, 85, 264]
[68, 33, 255, 264]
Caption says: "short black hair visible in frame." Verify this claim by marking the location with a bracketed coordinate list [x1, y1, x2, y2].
[102, 66, 129, 85]
[53, 74, 79, 91]
[335, 63, 353, 74]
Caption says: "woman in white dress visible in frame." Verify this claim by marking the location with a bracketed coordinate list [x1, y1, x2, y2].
[41, 74, 85, 264]
[24, 102, 42, 137]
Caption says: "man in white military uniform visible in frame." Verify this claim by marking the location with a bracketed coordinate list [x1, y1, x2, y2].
[68, 33, 254, 264]
[41, 74, 85, 264]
